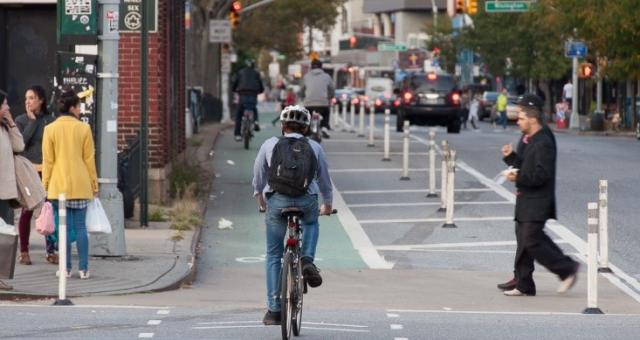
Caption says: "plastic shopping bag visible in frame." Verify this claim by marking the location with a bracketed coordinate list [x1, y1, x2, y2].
[35, 202, 55, 236]
[86, 199, 112, 234]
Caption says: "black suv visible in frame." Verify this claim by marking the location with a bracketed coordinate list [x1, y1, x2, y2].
[396, 72, 462, 133]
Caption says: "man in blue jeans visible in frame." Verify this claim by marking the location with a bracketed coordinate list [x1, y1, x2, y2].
[233, 59, 264, 141]
[252, 105, 333, 326]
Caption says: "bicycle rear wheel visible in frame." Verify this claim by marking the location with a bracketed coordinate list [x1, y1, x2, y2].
[281, 252, 293, 340]
[243, 122, 251, 150]
[292, 253, 303, 336]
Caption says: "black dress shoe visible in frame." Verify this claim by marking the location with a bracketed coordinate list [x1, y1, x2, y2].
[497, 277, 518, 291]
[262, 310, 281, 325]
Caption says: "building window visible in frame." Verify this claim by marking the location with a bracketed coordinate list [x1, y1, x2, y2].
[341, 6, 348, 34]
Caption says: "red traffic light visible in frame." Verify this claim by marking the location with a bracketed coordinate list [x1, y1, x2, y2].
[232, 1, 242, 12]
[579, 62, 594, 79]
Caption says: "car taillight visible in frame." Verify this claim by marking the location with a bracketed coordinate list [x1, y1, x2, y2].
[451, 92, 461, 105]
[352, 98, 360, 105]
[375, 99, 383, 107]
[331, 98, 337, 105]
[393, 99, 401, 107]
[403, 92, 413, 103]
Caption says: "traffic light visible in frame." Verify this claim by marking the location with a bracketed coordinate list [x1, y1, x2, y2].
[349, 36, 357, 48]
[229, 1, 241, 30]
[456, 0, 466, 13]
[467, 0, 478, 15]
[579, 62, 594, 79]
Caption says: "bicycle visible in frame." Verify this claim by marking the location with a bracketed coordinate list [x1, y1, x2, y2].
[278, 207, 336, 340]
[241, 109, 255, 150]
[309, 111, 322, 143]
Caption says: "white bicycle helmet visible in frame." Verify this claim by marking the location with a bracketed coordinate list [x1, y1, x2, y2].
[280, 105, 311, 126]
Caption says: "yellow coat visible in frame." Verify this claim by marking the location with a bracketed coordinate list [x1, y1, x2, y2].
[42, 115, 98, 200]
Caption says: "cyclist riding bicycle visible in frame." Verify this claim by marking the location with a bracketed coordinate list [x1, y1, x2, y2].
[233, 58, 264, 142]
[252, 105, 333, 326]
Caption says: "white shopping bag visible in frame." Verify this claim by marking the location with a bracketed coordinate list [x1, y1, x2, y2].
[86, 199, 112, 234]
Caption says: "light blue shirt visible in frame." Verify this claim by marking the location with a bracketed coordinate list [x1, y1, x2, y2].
[252, 133, 333, 205]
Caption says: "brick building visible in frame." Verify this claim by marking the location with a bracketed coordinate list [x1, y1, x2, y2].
[118, 0, 186, 202]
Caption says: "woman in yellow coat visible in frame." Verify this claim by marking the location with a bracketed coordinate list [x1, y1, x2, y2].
[42, 90, 98, 279]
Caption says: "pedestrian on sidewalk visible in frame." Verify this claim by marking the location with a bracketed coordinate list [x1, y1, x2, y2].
[496, 88, 508, 129]
[301, 59, 335, 139]
[252, 105, 333, 326]
[0, 89, 25, 291]
[42, 90, 98, 280]
[232, 59, 264, 141]
[562, 79, 573, 110]
[468, 93, 480, 130]
[15, 85, 56, 265]
[499, 94, 579, 296]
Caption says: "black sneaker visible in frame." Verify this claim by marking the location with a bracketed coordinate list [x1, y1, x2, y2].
[303, 262, 323, 288]
[262, 310, 281, 325]
[253, 123, 261, 132]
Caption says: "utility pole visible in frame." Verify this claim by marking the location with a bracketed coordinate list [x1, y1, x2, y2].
[140, 0, 149, 228]
[92, 0, 126, 256]
[570, 55, 579, 129]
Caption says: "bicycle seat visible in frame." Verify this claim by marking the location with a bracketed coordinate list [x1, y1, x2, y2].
[281, 207, 304, 218]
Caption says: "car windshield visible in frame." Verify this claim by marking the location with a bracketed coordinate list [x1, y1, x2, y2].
[410, 75, 456, 92]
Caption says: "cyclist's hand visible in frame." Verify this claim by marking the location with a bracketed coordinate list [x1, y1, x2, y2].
[255, 194, 267, 213]
[319, 204, 333, 216]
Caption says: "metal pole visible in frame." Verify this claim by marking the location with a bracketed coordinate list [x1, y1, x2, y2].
[400, 120, 410, 180]
[442, 150, 457, 228]
[349, 101, 356, 132]
[368, 102, 375, 147]
[598, 180, 611, 272]
[382, 109, 391, 161]
[358, 101, 365, 137]
[341, 100, 348, 131]
[140, 0, 149, 228]
[53, 194, 72, 306]
[570, 56, 579, 129]
[427, 130, 437, 197]
[93, 0, 126, 256]
[584, 202, 604, 314]
[438, 141, 449, 212]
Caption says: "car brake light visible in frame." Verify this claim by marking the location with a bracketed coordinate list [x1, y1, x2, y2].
[451, 92, 461, 105]
[403, 92, 413, 103]
[375, 99, 383, 106]
[352, 98, 359, 105]
[427, 73, 437, 80]
[331, 98, 337, 105]
[393, 99, 401, 107]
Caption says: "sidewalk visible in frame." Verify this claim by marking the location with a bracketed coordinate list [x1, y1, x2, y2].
[0, 122, 226, 300]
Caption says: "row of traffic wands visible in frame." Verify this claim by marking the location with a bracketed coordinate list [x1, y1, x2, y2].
[583, 179, 611, 314]
[54, 193, 73, 306]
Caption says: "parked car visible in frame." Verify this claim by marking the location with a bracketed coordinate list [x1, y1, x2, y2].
[479, 91, 499, 120]
[396, 72, 462, 133]
[506, 96, 520, 121]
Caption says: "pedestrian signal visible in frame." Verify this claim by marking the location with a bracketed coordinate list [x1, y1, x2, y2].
[579, 62, 594, 79]
[456, 0, 465, 13]
[468, 0, 478, 15]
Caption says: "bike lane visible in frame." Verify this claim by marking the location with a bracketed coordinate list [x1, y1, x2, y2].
[202, 105, 366, 270]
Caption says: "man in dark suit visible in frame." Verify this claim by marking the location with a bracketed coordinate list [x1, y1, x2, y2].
[498, 94, 579, 296]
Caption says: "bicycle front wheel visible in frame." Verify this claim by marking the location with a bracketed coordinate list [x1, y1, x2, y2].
[281, 252, 293, 340]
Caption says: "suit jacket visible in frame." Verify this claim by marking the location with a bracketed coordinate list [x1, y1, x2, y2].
[42, 115, 98, 200]
[503, 125, 557, 222]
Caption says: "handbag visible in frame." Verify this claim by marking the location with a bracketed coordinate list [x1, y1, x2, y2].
[0, 218, 18, 279]
[35, 201, 55, 236]
[13, 154, 46, 210]
[86, 198, 112, 234]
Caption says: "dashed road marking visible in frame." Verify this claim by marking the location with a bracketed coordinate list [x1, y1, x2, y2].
[147, 320, 162, 326]
[157, 310, 170, 315]
[138, 333, 154, 338]
[390, 324, 404, 330]
[386, 313, 399, 318]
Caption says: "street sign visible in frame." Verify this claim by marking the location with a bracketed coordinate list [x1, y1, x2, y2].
[57, 0, 98, 43]
[485, 1, 531, 12]
[119, 0, 158, 33]
[221, 53, 231, 73]
[209, 20, 231, 43]
[565, 41, 588, 58]
[378, 42, 408, 52]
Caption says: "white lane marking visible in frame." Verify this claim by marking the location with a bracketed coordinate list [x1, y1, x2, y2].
[305, 322, 369, 328]
[303, 326, 371, 333]
[193, 325, 264, 330]
[331, 168, 436, 173]
[156, 310, 170, 315]
[375, 240, 569, 251]
[348, 201, 513, 208]
[390, 324, 404, 330]
[147, 320, 162, 326]
[387, 313, 400, 318]
[409, 132, 640, 304]
[333, 184, 394, 269]
[138, 333, 154, 338]
[341, 188, 491, 194]
[395, 338, 409, 340]
[0, 304, 170, 310]
[360, 216, 513, 224]
[387, 309, 640, 317]
[196, 321, 260, 325]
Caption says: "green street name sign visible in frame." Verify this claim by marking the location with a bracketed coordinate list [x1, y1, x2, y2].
[485, 1, 531, 13]
[378, 42, 407, 52]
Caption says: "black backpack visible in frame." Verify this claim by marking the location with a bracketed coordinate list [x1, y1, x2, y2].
[268, 137, 318, 197]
